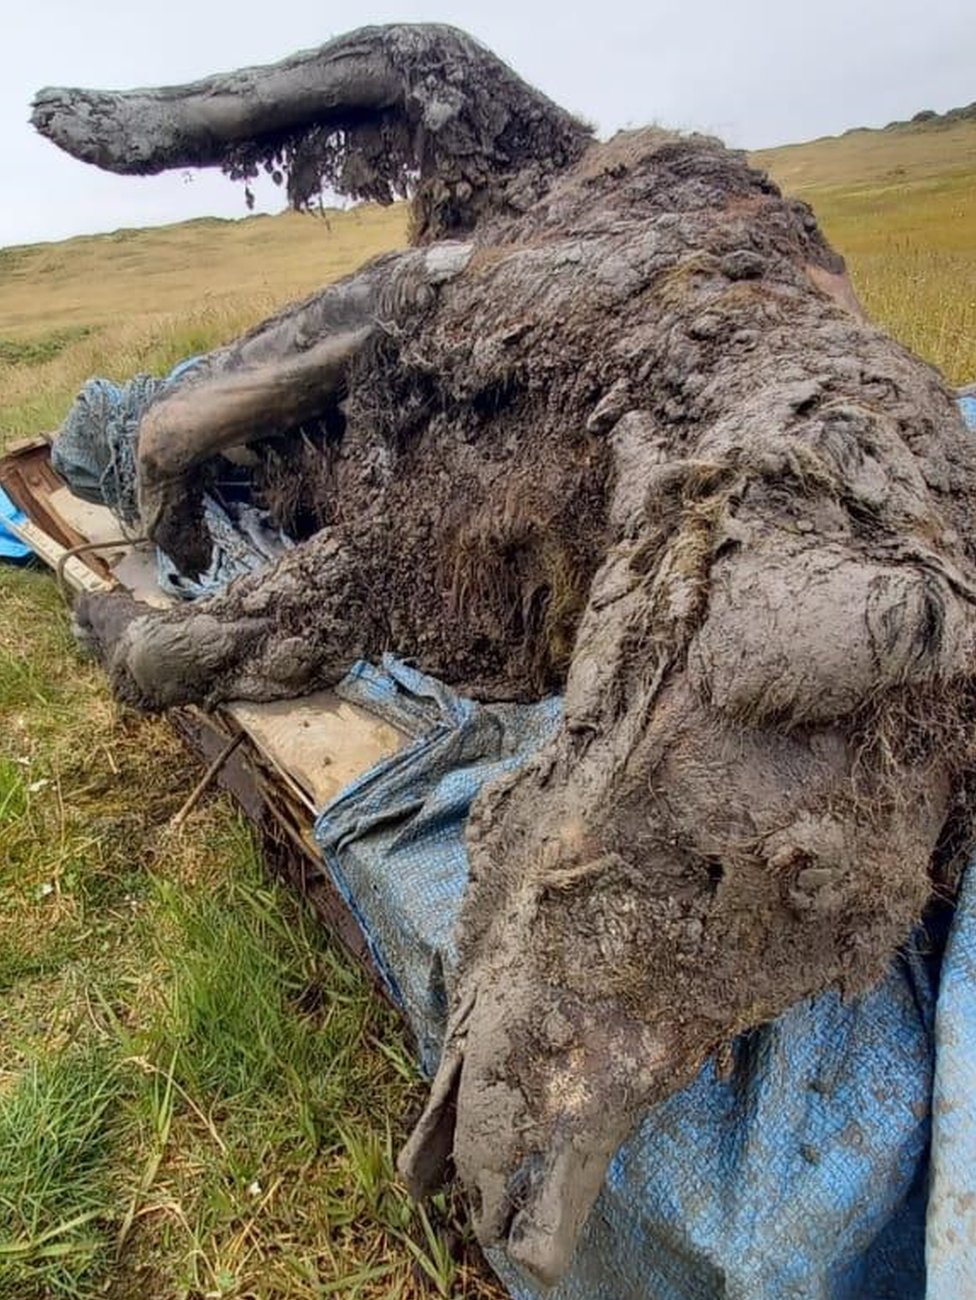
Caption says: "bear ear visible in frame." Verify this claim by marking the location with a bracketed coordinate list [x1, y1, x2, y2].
[31, 24, 589, 224]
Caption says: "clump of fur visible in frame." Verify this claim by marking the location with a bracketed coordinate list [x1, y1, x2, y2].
[221, 24, 591, 241]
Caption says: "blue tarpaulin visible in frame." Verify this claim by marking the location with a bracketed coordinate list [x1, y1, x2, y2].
[315, 654, 972, 1300]
[0, 485, 32, 564]
[959, 388, 976, 434]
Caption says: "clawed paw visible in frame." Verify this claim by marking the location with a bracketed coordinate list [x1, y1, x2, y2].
[72, 589, 148, 664]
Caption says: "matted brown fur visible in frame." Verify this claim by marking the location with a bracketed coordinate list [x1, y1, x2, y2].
[59, 39, 976, 1286]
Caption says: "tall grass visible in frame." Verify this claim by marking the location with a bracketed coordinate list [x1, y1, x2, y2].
[754, 122, 976, 383]
[0, 299, 291, 447]
[0, 700, 496, 1298]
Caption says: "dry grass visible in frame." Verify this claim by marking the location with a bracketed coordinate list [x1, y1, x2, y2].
[753, 117, 976, 383]
[0, 206, 407, 333]
[0, 114, 974, 1298]
[0, 205, 407, 444]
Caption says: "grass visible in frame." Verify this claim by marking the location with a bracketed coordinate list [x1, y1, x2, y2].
[0, 115, 974, 1297]
[0, 1050, 121, 1297]
[0, 621, 496, 1298]
[753, 117, 976, 383]
[0, 205, 407, 439]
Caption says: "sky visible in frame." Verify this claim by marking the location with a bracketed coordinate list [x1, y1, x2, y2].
[2, 0, 974, 248]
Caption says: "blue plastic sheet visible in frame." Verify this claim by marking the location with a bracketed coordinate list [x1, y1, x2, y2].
[316, 658, 561, 1073]
[315, 656, 973, 1299]
[0, 486, 32, 564]
[927, 869, 976, 1296]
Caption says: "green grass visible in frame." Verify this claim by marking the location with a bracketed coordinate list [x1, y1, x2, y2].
[0, 1049, 122, 1298]
[0, 111, 974, 1298]
[0, 570, 495, 1297]
[0, 326, 95, 369]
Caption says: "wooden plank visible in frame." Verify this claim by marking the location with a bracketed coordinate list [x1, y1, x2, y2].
[110, 548, 173, 609]
[228, 694, 405, 812]
[0, 440, 114, 572]
[1, 512, 114, 594]
[49, 487, 136, 555]
[168, 707, 382, 987]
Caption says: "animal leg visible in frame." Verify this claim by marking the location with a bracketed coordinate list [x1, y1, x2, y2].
[139, 325, 372, 575]
[135, 240, 472, 576]
[74, 531, 381, 711]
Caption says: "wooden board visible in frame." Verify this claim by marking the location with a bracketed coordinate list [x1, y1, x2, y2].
[0, 511, 114, 594]
[230, 694, 406, 812]
[49, 486, 136, 558]
[0, 440, 115, 578]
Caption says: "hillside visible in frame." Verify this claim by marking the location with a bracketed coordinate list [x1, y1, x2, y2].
[753, 112, 976, 191]
[753, 115, 976, 385]
[1, 111, 974, 447]
[0, 205, 407, 336]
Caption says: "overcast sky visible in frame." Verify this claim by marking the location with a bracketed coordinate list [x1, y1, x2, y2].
[2, 0, 974, 248]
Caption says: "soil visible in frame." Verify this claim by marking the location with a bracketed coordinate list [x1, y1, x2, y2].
[56, 38, 976, 1286]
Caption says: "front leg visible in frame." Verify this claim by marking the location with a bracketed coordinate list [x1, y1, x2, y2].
[136, 243, 472, 576]
[139, 326, 373, 576]
[76, 532, 380, 711]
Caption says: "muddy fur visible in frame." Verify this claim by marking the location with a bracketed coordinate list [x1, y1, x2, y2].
[46, 31, 976, 1287]
[220, 25, 591, 242]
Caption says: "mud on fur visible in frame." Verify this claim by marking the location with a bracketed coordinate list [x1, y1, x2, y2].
[36, 23, 976, 1286]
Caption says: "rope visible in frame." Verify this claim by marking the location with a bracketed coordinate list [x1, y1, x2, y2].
[54, 536, 147, 603]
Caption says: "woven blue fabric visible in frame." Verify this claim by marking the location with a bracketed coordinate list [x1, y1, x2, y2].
[317, 658, 561, 1072]
[315, 655, 973, 1300]
[926, 867, 976, 1296]
[49, 360, 291, 599]
[53, 373, 166, 525]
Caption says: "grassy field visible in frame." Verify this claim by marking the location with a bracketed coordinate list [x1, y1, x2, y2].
[0, 115, 974, 1299]
[754, 117, 976, 383]
[0, 600, 496, 1300]
[0, 205, 408, 440]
